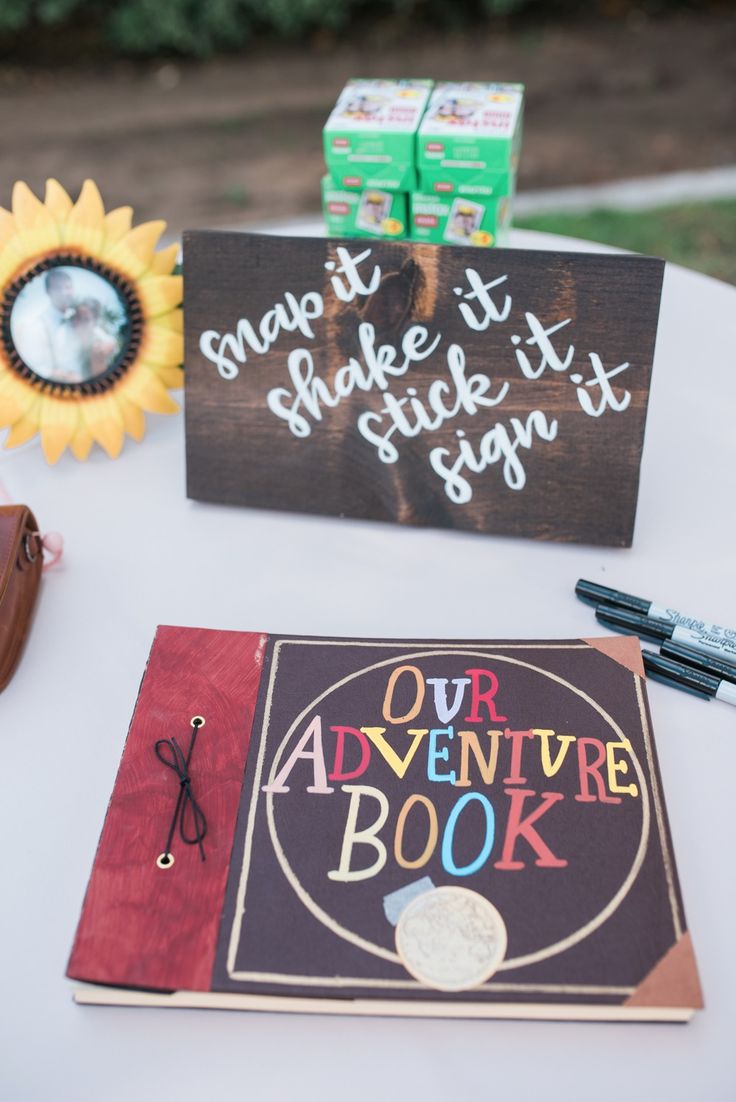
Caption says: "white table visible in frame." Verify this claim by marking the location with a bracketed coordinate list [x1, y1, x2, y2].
[2, 229, 734, 1102]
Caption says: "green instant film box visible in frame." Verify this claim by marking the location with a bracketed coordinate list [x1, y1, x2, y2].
[417, 82, 524, 179]
[418, 166, 515, 200]
[322, 176, 407, 240]
[410, 191, 512, 248]
[323, 78, 433, 192]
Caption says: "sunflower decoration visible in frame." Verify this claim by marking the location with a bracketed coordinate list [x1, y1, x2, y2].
[0, 179, 183, 462]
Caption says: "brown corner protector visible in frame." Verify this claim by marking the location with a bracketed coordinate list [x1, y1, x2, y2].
[624, 932, 704, 1010]
[583, 635, 645, 677]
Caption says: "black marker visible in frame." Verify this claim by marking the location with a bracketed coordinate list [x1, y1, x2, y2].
[660, 640, 736, 686]
[642, 651, 736, 707]
[594, 606, 736, 666]
[576, 579, 736, 642]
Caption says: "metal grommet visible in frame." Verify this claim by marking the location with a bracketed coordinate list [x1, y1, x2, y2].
[191, 715, 205, 729]
[156, 852, 175, 870]
[23, 533, 39, 563]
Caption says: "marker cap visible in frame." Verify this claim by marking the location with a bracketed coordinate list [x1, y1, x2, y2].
[575, 580, 650, 614]
[716, 681, 736, 706]
[642, 651, 716, 701]
[594, 606, 673, 643]
[660, 639, 736, 684]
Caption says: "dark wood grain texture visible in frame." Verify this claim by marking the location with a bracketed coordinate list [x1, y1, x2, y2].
[67, 625, 267, 992]
[184, 233, 664, 546]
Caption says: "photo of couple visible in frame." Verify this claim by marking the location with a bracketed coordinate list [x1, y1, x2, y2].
[432, 96, 478, 124]
[445, 199, 484, 245]
[10, 265, 127, 385]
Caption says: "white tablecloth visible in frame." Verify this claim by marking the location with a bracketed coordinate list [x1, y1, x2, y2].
[2, 229, 734, 1101]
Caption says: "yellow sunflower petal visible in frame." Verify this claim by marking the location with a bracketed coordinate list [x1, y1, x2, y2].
[103, 206, 133, 249]
[19, 223, 62, 258]
[148, 241, 179, 275]
[138, 323, 183, 367]
[0, 372, 40, 423]
[11, 181, 45, 229]
[11, 180, 61, 255]
[39, 395, 79, 464]
[137, 274, 183, 319]
[104, 219, 167, 280]
[0, 207, 16, 252]
[44, 179, 73, 223]
[63, 179, 105, 254]
[117, 393, 147, 441]
[23, 225, 61, 258]
[147, 363, 184, 389]
[120, 363, 179, 414]
[3, 398, 40, 448]
[0, 367, 19, 399]
[69, 421, 94, 461]
[151, 307, 183, 333]
[81, 393, 125, 458]
[0, 249, 22, 287]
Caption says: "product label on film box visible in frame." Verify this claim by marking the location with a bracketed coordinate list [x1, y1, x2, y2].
[410, 192, 512, 248]
[418, 166, 515, 200]
[418, 82, 524, 176]
[324, 78, 432, 191]
[330, 165, 418, 192]
[323, 177, 407, 240]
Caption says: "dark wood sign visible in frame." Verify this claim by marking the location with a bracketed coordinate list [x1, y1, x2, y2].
[183, 233, 664, 546]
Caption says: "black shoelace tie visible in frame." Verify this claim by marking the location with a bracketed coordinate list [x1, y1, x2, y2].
[154, 716, 207, 867]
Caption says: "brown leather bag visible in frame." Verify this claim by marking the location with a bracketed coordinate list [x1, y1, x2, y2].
[0, 505, 42, 692]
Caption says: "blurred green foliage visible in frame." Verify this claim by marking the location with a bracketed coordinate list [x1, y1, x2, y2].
[107, 0, 358, 55]
[515, 200, 736, 285]
[2, 0, 333, 53]
[1, 0, 395, 54]
[0, 0, 703, 57]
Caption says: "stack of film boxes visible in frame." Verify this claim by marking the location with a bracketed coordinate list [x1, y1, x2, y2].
[322, 79, 524, 249]
[413, 81, 524, 248]
[322, 79, 432, 242]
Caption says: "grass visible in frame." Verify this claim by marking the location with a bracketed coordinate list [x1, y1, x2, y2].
[221, 184, 252, 208]
[514, 199, 736, 284]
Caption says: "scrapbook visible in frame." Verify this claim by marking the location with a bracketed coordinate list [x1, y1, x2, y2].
[67, 626, 702, 1021]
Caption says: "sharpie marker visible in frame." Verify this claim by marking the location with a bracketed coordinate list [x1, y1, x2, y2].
[594, 605, 736, 665]
[642, 650, 736, 707]
[660, 639, 736, 686]
[576, 579, 736, 641]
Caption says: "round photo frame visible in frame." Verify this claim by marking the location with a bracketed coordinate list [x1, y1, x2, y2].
[0, 179, 183, 462]
[0, 254, 142, 396]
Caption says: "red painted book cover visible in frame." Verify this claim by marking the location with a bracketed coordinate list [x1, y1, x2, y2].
[67, 626, 703, 1021]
